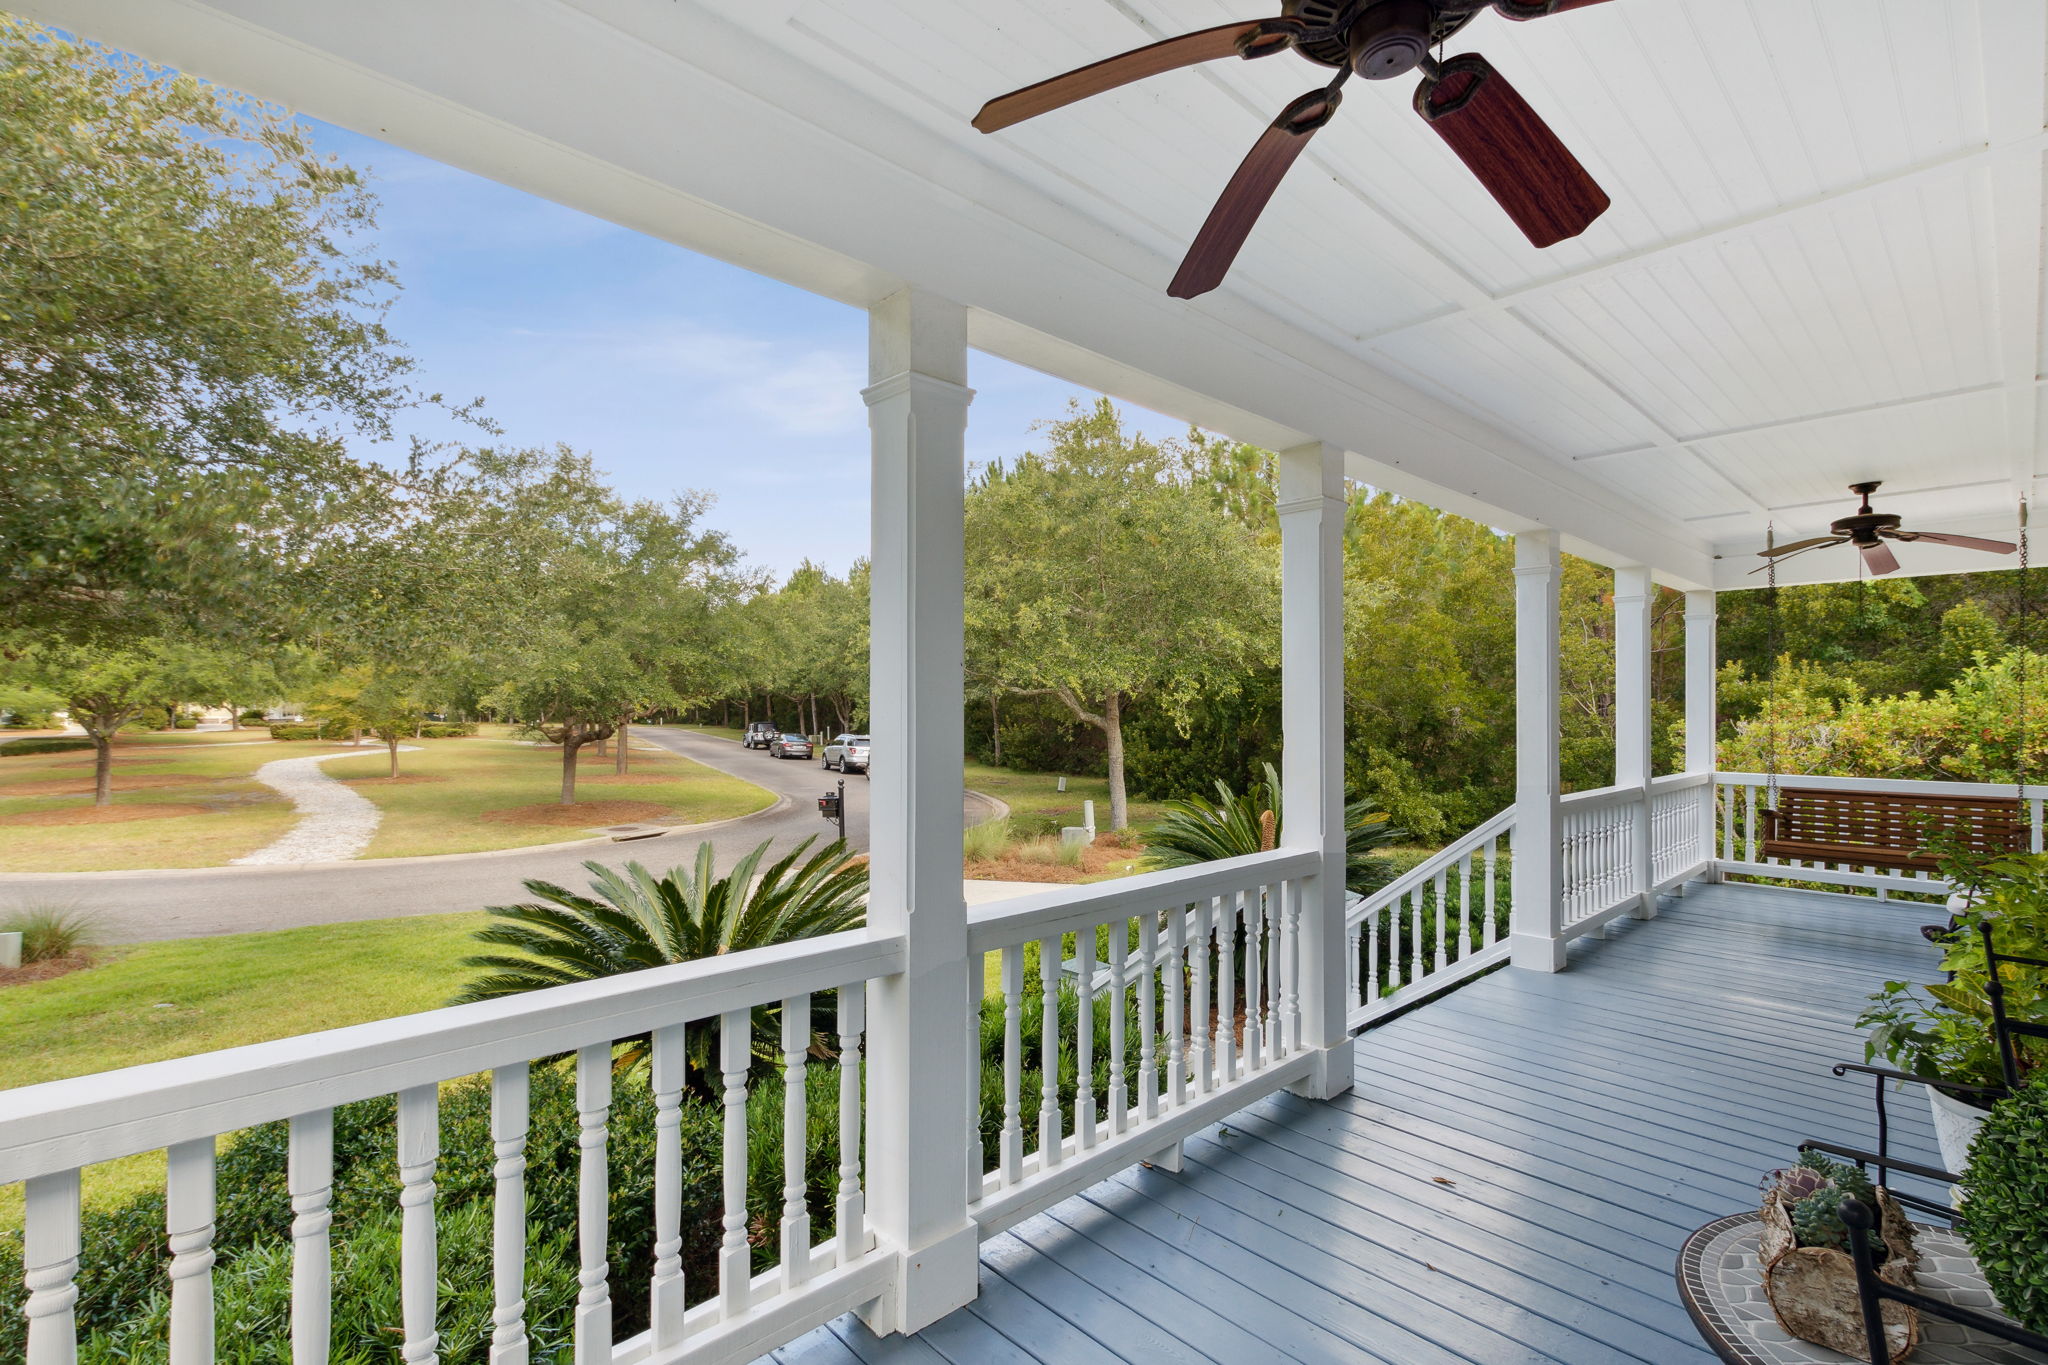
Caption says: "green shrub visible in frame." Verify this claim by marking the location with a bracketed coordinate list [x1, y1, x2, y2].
[1961, 1070, 2048, 1333]
[0, 736, 94, 756]
[266, 724, 324, 741]
[418, 721, 477, 739]
[0, 905, 97, 962]
[1, 709, 56, 729]
[238, 709, 268, 724]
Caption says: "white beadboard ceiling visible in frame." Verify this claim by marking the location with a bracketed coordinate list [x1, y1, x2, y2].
[24, 0, 2048, 589]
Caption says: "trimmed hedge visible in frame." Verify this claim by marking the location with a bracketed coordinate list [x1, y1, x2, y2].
[266, 724, 325, 741]
[0, 736, 95, 756]
[419, 721, 477, 739]
[1961, 1069, 2048, 1333]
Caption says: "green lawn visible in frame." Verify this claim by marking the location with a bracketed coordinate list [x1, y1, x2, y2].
[0, 912, 487, 1230]
[962, 761, 1164, 839]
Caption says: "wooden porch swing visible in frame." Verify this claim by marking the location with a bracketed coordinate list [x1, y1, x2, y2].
[1754, 504, 2034, 875]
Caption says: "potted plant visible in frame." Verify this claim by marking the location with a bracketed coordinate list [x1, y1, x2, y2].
[1857, 846, 2048, 1173]
[1759, 1151, 1920, 1362]
[1957, 1070, 2048, 1336]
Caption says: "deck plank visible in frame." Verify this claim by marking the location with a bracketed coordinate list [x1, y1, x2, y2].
[769, 881, 1946, 1363]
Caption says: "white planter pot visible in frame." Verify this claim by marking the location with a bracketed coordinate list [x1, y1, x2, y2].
[1928, 1084, 1991, 1188]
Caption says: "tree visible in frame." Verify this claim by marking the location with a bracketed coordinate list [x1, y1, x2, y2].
[8, 643, 171, 803]
[0, 17, 473, 642]
[965, 401, 1275, 829]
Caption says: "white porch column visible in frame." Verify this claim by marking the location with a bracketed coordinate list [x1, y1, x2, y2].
[1510, 530, 1566, 972]
[1614, 567, 1656, 919]
[1278, 441, 1352, 1099]
[858, 287, 979, 1335]
[1685, 589, 1720, 879]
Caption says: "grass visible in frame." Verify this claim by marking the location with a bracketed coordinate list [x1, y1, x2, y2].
[0, 734, 774, 869]
[0, 911, 489, 1230]
[962, 760, 1164, 840]
[321, 739, 773, 858]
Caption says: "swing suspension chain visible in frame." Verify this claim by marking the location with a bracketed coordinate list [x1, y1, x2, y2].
[1766, 521, 1780, 811]
[2019, 497, 2031, 807]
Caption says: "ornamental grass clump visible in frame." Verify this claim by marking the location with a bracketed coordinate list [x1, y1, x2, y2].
[1959, 1070, 2048, 1333]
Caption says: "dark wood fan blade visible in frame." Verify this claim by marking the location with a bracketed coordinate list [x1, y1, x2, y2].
[1887, 530, 2018, 555]
[1746, 542, 1838, 574]
[1861, 540, 1900, 576]
[974, 20, 1291, 133]
[1168, 87, 1339, 299]
[1757, 536, 1847, 558]
[1495, 0, 1619, 19]
[1415, 53, 1610, 248]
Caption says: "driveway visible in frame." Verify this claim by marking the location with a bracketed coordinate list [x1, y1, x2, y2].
[0, 727, 999, 944]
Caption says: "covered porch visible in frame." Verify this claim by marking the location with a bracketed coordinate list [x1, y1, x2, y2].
[6, 2, 2046, 1363]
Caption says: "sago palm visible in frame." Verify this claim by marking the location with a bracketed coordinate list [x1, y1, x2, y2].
[454, 835, 868, 1081]
[1143, 762, 1400, 895]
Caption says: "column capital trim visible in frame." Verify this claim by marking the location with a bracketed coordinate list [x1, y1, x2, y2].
[1275, 493, 1342, 518]
[862, 370, 975, 409]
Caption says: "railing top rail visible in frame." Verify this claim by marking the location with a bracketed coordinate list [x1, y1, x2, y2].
[1559, 781, 1645, 810]
[1714, 772, 2048, 802]
[966, 848, 1317, 954]
[0, 928, 906, 1185]
[1651, 770, 1713, 795]
[1350, 805, 1515, 919]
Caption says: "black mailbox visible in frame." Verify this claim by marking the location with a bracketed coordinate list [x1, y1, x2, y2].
[818, 791, 843, 821]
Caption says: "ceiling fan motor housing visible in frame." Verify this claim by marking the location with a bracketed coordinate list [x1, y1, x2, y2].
[1283, 1, 1481, 70]
[1831, 511, 1902, 544]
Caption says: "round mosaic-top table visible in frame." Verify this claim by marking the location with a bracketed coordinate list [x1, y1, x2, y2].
[1676, 1212, 2048, 1364]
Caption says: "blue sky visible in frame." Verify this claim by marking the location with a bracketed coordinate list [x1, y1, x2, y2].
[306, 120, 1193, 582]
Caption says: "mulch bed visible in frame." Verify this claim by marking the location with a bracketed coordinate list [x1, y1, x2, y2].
[965, 834, 1149, 884]
[2, 773, 207, 797]
[480, 799, 675, 828]
[0, 953, 96, 989]
[0, 802, 215, 826]
[339, 774, 450, 786]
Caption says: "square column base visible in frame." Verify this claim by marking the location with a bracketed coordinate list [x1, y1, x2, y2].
[1286, 1036, 1355, 1101]
[858, 1219, 979, 1337]
[1509, 932, 1567, 973]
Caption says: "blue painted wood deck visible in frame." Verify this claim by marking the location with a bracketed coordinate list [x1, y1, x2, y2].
[772, 880, 1949, 1364]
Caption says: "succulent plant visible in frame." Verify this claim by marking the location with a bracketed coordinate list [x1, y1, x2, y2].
[1791, 1193, 1852, 1252]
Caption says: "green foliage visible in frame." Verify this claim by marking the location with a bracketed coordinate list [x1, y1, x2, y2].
[1141, 762, 1399, 895]
[1, 905, 98, 962]
[419, 721, 478, 739]
[265, 724, 326, 741]
[1960, 1071, 2048, 1333]
[964, 816, 1014, 862]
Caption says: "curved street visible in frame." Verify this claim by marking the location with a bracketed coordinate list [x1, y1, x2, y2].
[0, 727, 993, 944]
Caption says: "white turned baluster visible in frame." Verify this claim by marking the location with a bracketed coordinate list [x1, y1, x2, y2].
[289, 1110, 334, 1365]
[397, 1085, 440, 1365]
[966, 966, 984, 1205]
[833, 989, 866, 1258]
[1408, 891, 1424, 986]
[650, 1026, 686, 1350]
[1107, 921, 1129, 1134]
[1365, 905, 1380, 1005]
[1075, 929, 1096, 1149]
[1484, 837, 1500, 946]
[999, 945, 1024, 1183]
[1744, 783, 1758, 862]
[574, 1045, 612, 1364]
[1265, 883, 1283, 1058]
[1190, 901, 1213, 1094]
[488, 1067, 529, 1365]
[718, 1009, 751, 1317]
[1432, 869, 1450, 973]
[1458, 855, 1474, 959]
[1345, 919, 1362, 1013]
[1137, 914, 1159, 1122]
[1165, 908, 1186, 1110]
[1038, 936, 1062, 1167]
[781, 993, 813, 1288]
[166, 1138, 216, 1365]
[1243, 890, 1263, 1072]
[23, 1170, 80, 1365]
[1216, 894, 1237, 1083]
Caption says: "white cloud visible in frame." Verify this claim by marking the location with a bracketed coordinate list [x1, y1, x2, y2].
[608, 327, 866, 437]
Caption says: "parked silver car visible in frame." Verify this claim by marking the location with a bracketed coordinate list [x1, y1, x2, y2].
[822, 733, 869, 774]
[768, 733, 812, 760]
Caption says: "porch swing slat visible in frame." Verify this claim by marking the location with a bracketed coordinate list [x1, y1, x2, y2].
[1760, 787, 2026, 872]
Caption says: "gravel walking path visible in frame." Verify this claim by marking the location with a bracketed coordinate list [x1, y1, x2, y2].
[230, 746, 418, 866]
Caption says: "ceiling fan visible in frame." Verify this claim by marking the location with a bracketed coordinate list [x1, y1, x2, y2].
[1753, 482, 2018, 578]
[972, 1, 1616, 299]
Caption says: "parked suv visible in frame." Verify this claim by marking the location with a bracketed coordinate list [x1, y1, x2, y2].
[768, 733, 812, 760]
[822, 733, 870, 774]
[742, 721, 779, 750]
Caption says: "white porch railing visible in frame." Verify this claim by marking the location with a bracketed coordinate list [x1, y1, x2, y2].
[1559, 773, 1715, 936]
[1, 931, 906, 1365]
[964, 848, 1319, 1239]
[1712, 771, 2048, 894]
[1347, 806, 1514, 1029]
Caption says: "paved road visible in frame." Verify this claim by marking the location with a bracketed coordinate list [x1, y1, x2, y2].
[0, 727, 990, 945]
